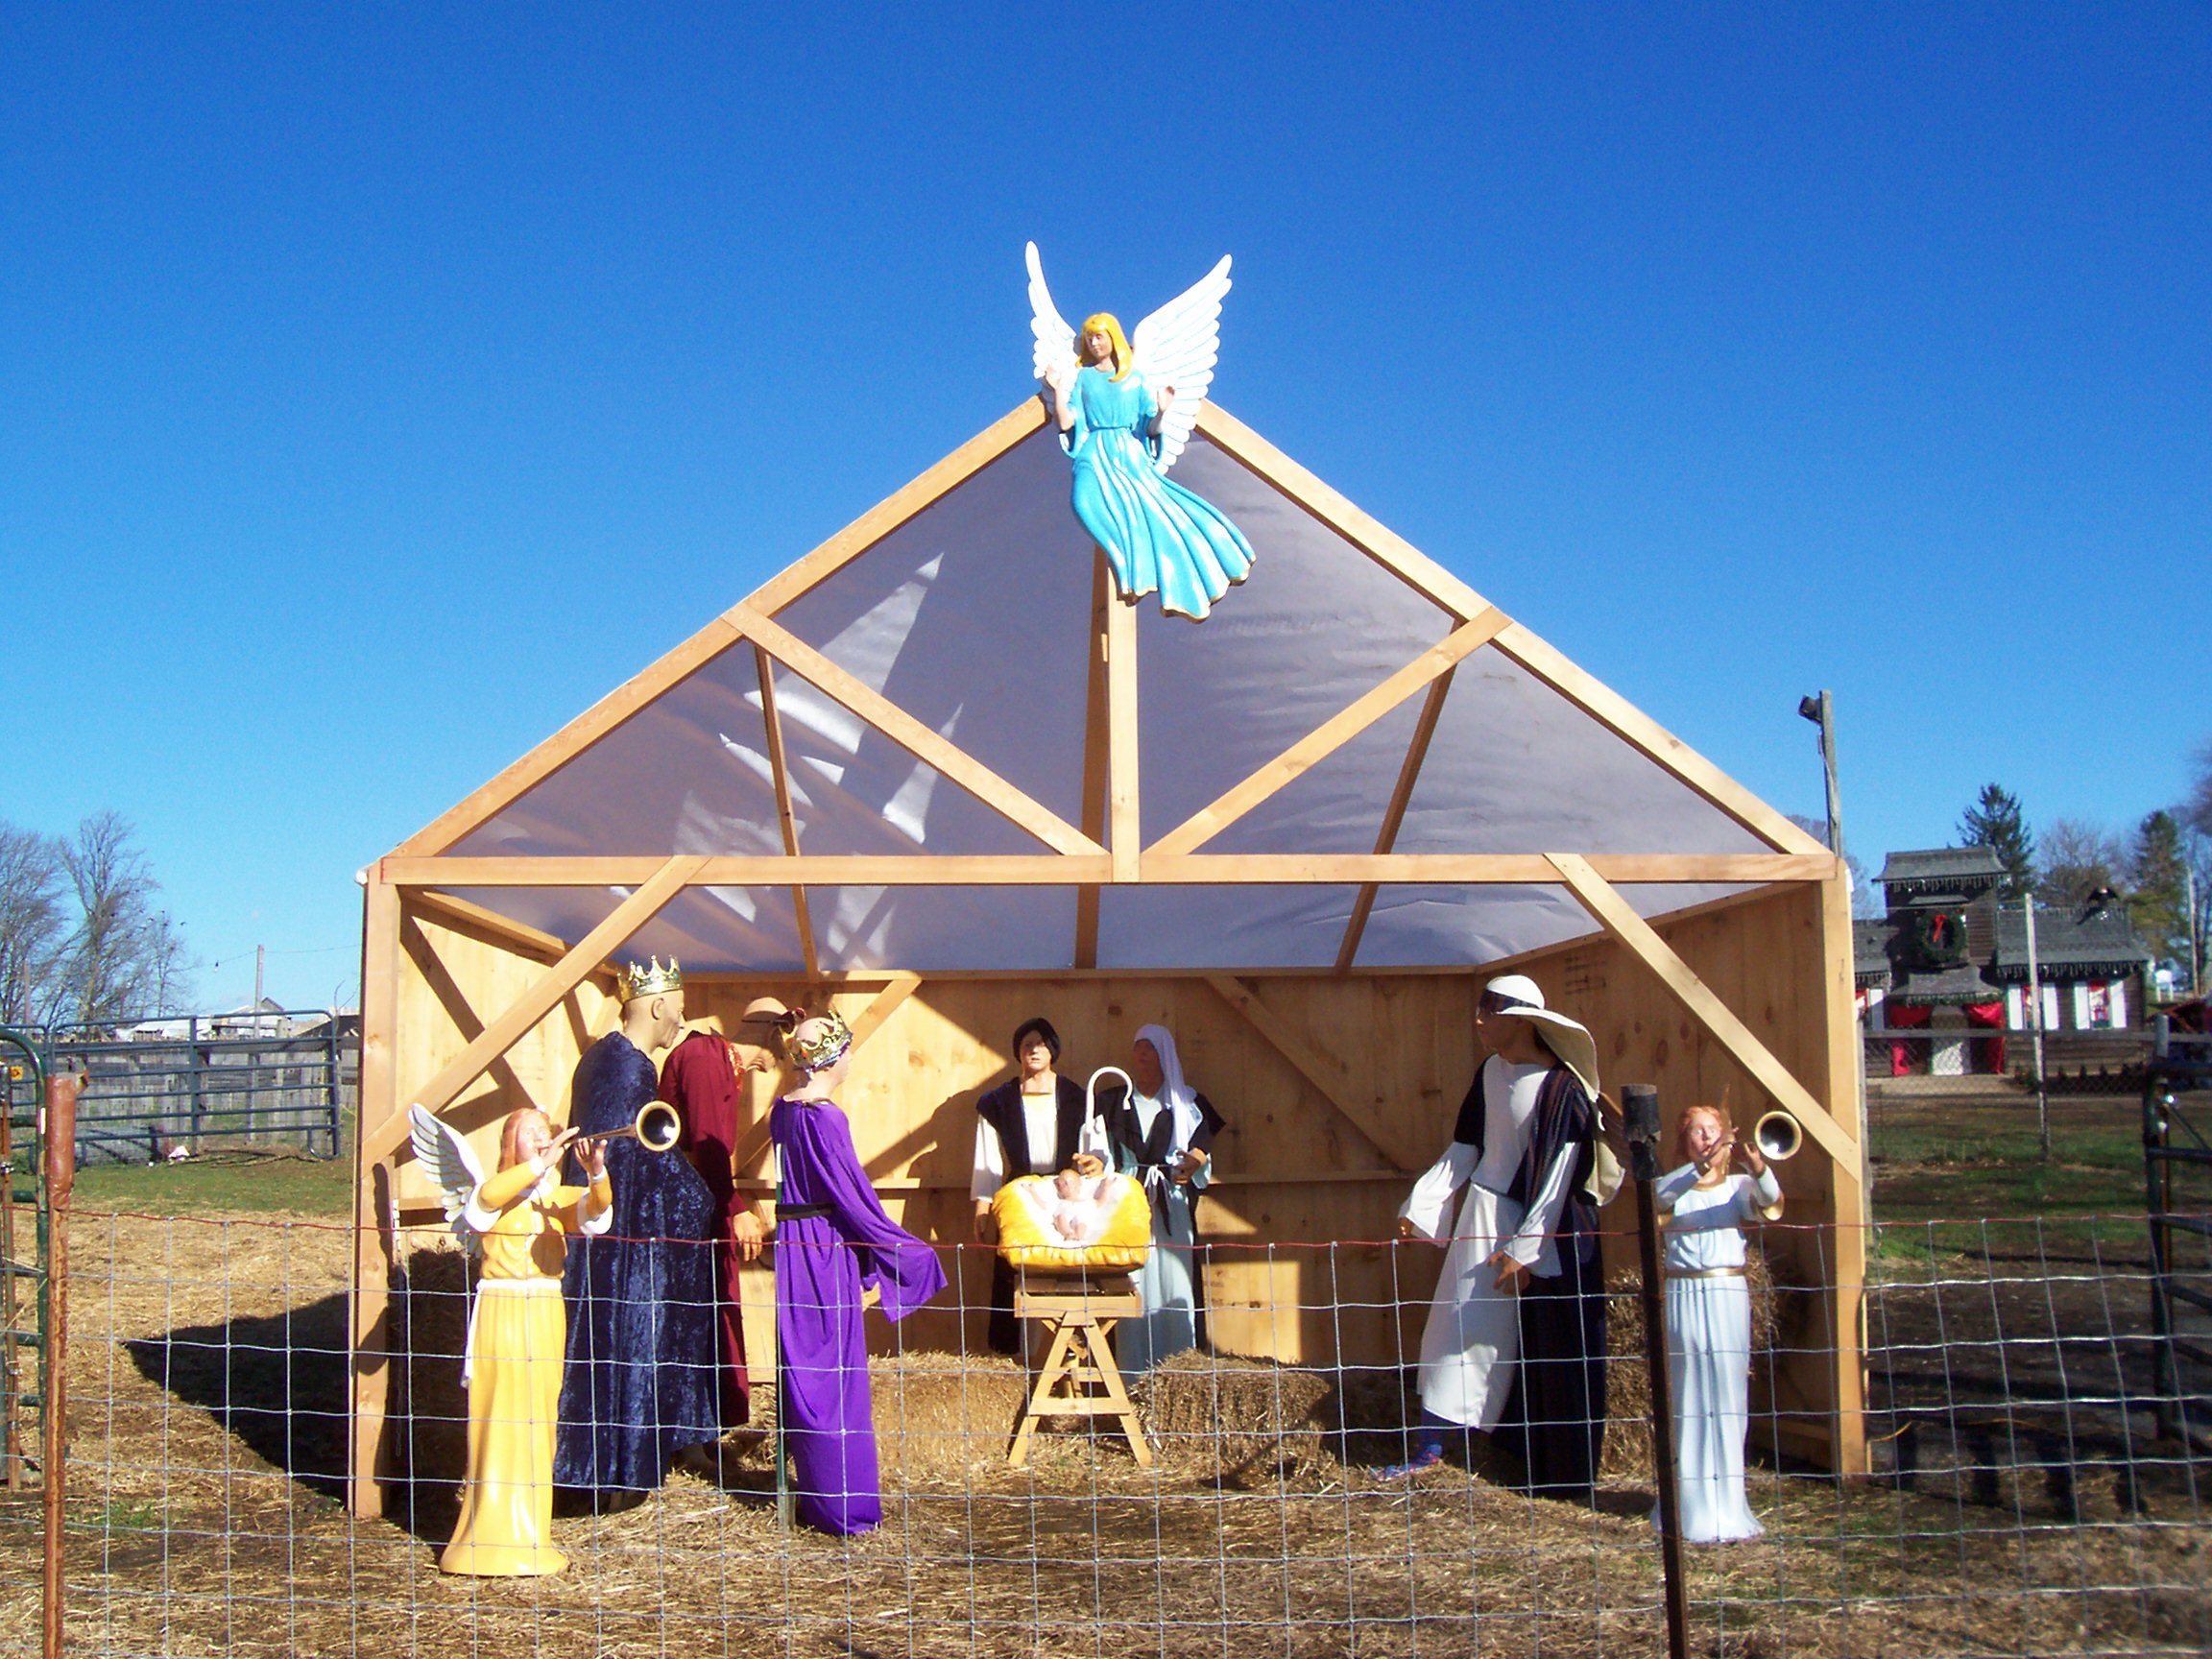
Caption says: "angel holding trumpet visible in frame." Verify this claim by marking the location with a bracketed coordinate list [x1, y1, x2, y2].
[410, 1102, 614, 1575]
[1028, 242, 1255, 621]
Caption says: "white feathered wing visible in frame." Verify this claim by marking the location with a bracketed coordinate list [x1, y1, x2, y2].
[1132, 254, 1232, 474]
[1024, 242, 1077, 392]
[409, 1103, 488, 1258]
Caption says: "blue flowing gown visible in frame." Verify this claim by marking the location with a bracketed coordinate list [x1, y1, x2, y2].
[771, 1094, 946, 1535]
[554, 1032, 722, 1492]
[1064, 367, 1254, 621]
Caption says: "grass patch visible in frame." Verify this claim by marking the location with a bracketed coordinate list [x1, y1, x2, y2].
[70, 1151, 352, 1218]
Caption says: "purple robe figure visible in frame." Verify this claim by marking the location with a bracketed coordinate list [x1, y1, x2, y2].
[770, 1093, 946, 1535]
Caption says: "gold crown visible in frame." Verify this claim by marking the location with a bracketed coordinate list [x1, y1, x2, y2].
[782, 1008, 853, 1073]
[615, 956, 684, 1002]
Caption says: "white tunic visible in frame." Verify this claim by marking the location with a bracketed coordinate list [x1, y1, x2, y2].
[1398, 1060, 1579, 1429]
[970, 1089, 1071, 1201]
[1651, 1164, 1782, 1543]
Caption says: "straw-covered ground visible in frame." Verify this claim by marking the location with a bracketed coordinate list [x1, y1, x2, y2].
[0, 1087, 2206, 1656]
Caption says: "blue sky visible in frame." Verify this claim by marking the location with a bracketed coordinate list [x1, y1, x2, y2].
[3, 4, 2205, 1010]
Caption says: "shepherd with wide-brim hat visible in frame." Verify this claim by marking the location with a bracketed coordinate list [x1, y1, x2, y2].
[1386, 974, 1610, 1502]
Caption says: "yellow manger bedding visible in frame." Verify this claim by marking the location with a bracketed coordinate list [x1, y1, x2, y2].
[992, 1172, 1152, 1272]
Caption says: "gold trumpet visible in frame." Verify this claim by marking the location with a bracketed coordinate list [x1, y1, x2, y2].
[1752, 1109, 1802, 1163]
[578, 1099, 684, 1154]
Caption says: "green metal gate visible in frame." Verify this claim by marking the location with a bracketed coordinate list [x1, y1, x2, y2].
[0, 1028, 51, 1489]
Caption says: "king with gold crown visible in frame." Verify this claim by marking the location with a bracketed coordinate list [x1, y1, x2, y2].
[552, 953, 726, 1494]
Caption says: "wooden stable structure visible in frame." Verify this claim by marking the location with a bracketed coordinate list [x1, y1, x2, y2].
[349, 397, 1866, 1517]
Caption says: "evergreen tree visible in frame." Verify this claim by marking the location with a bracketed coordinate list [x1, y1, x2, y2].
[1959, 783, 2034, 893]
[2128, 810, 2189, 969]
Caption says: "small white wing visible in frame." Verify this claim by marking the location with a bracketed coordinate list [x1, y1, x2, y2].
[408, 1103, 488, 1255]
[1131, 254, 1232, 473]
[1025, 241, 1078, 389]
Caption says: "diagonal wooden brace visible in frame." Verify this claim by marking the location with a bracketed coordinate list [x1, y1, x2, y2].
[1547, 853, 1858, 1166]
[362, 854, 709, 1165]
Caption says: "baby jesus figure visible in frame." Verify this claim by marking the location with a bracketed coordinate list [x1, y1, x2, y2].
[1044, 1168, 1118, 1244]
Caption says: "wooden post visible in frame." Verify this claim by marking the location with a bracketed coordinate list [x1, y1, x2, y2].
[349, 875, 402, 1518]
[1104, 581, 1140, 884]
[42, 1070, 76, 1659]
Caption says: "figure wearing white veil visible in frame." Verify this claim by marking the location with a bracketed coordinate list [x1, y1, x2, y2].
[1094, 1022, 1228, 1371]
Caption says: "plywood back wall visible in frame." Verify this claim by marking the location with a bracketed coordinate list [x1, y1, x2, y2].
[378, 884, 1854, 1396]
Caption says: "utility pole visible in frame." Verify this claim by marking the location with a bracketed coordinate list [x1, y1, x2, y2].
[2023, 895, 2050, 1160]
[1800, 690, 1868, 1196]
[253, 945, 265, 1025]
[1799, 690, 1845, 864]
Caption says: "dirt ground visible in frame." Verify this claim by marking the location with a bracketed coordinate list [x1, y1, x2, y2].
[1, 1091, 2207, 1658]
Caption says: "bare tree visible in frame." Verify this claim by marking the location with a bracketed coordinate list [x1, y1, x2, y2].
[2037, 816, 2128, 910]
[54, 812, 192, 1026]
[0, 823, 67, 1025]
[2185, 738, 2212, 842]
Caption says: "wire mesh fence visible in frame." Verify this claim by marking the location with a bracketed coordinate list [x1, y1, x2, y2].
[1, 1212, 2207, 1657]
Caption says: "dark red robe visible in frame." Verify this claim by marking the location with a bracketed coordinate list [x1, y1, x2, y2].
[658, 1030, 754, 1426]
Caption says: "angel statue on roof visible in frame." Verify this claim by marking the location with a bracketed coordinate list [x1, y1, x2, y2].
[1028, 242, 1255, 622]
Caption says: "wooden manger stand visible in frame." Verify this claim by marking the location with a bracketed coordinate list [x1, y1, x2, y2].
[1006, 1271, 1152, 1469]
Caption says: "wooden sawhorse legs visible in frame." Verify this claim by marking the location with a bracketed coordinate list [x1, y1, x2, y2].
[1006, 1276, 1151, 1469]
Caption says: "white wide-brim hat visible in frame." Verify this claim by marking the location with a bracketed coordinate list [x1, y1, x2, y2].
[1483, 974, 1600, 1099]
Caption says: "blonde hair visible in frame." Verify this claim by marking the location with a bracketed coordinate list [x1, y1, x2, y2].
[498, 1107, 554, 1171]
[1078, 313, 1134, 381]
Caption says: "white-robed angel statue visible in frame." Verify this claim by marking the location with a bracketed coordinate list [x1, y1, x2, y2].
[1028, 242, 1255, 622]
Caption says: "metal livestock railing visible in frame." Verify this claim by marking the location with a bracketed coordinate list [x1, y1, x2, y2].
[20, 1012, 355, 1165]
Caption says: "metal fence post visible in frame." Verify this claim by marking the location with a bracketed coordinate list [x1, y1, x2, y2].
[187, 1015, 204, 1156]
[1623, 1082, 1689, 1659]
[325, 1014, 344, 1157]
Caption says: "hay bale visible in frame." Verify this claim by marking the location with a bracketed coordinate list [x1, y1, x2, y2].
[1601, 1250, 1778, 1479]
[870, 1353, 1029, 1481]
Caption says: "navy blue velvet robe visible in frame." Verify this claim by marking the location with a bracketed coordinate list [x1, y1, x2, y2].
[554, 1031, 722, 1491]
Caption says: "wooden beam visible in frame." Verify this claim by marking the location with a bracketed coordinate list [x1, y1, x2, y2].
[739, 401, 1049, 618]
[1140, 853, 1837, 885]
[1816, 862, 1870, 1475]
[1073, 549, 1113, 967]
[403, 888, 574, 965]
[755, 644, 821, 980]
[1203, 974, 1419, 1173]
[397, 912, 544, 1114]
[1546, 853, 1857, 1164]
[731, 603, 1107, 860]
[373, 851, 1831, 889]
[1490, 622, 1830, 856]
[1149, 613, 1504, 857]
[348, 873, 402, 1518]
[391, 617, 743, 857]
[1336, 670, 1455, 973]
[1194, 403, 1491, 623]
[362, 855, 708, 1165]
[1104, 578, 1142, 883]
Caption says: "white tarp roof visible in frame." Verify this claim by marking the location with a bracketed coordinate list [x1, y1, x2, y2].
[426, 413, 1802, 974]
